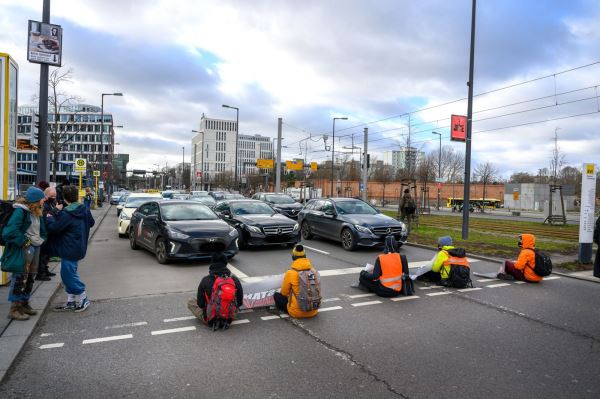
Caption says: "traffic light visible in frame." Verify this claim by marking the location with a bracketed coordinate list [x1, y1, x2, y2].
[367, 154, 371, 169]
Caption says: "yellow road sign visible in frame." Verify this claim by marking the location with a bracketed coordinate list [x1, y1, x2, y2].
[75, 158, 87, 172]
[256, 159, 274, 169]
[93, 170, 100, 177]
[310, 162, 318, 171]
[286, 160, 304, 171]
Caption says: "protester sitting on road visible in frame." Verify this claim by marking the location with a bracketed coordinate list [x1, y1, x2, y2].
[498, 233, 543, 282]
[187, 252, 243, 328]
[417, 236, 454, 284]
[358, 236, 410, 297]
[35, 187, 62, 281]
[273, 245, 321, 318]
[47, 185, 95, 312]
[1, 187, 47, 321]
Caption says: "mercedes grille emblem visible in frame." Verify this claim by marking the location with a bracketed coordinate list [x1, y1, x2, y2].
[277, 228, 282, 234]
[386, 228, 392, 235]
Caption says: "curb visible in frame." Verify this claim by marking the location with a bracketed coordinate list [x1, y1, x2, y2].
[0, 204, 112, 383]
[404, 241, 600, 285]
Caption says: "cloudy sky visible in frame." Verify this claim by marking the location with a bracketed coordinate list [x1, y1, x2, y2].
[1, 0, 599, 177]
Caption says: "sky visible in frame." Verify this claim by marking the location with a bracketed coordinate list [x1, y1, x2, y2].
[1, 0, 599, 178]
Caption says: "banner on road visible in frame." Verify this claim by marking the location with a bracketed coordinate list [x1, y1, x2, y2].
[241, 274, 284, 308]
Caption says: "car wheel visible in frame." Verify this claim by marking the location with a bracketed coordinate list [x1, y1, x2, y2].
[301, 222, 313, 240]
[155, 238, 170, 264]
[236, 228, 248, 250]
[341, 228, 357, 251]
[129, 228, 139, 250]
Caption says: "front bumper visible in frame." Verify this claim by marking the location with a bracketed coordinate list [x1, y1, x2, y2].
[355, 231, 409, 248]
[118, 219, 131, 235]
[246, 230, 301, 247]
[276, 209, 301, 219]
[165, 236, 239, 260]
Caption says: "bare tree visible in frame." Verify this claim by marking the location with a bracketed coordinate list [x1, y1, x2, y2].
[47, 67, 84, 182]
[473, 161, 499, 212]
[371, 163, 394, 205]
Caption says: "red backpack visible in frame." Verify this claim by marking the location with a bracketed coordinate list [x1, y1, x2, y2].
[205, 276, 238, 330]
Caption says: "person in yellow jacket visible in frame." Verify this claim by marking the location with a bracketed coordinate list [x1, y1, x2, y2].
[273, 245, 319, 318]
[418, 236, 454, 284]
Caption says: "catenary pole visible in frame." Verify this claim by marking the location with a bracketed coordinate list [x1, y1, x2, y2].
[362, 127, 368, 202]
[36, 0, 50, 183]
[275, 118, 282, 193]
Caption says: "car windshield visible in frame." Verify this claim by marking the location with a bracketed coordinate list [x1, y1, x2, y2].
[335, 200, 378, 215]
[125, 197, 157, 208]
[172, 194, 189, 200]
[192, 196, 216, 205]
[161, 203, 217, 221]
[231, 202, 274, 215]
[265, 194, 296, 204]
[224, 194, 245, 199]
[118, 196, 129, 204]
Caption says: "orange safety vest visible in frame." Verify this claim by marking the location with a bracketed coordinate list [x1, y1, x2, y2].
[378, 253, 404, 291]
[442, 255, 470, 268]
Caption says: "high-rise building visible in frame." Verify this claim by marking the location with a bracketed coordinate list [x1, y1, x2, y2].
[383, 147, 424, 173]
[17, 104, 115, 185]
[191, 115, 272, 189]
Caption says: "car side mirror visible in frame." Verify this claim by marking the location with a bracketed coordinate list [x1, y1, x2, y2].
[324, 209, 336, 216]
[145, 214, 158, 222]
[221, 209, 231, 218]
[116, 205, 123, 210]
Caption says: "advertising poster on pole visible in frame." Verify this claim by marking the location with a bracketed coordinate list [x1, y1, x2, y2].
[27, 20, 63, 66]
[450, 114, 467, 142]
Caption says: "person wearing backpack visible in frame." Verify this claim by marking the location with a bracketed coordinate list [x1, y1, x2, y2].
[273, 245, 321, 318]
[399, 189, 416, 222]
[187, 252, 243, 328]
[358, 236, 413, 297]
[1, 187, 47, 320]
[418, 236, 471, 288]
[498, 233, 543, 282]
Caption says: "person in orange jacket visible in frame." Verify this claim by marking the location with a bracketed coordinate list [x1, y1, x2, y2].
[498, 233, 543, 282]
[273, 245, 319, 318]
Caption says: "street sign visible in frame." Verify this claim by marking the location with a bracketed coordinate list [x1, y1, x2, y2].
[359, 183, 364, 191]
[286, 160, 303, 171]
[74, 158, 87, 172]
[27, 20, 63, 66]
[450, 114, 467, 142]
[513, 189, 519, 201]
[310, 162, 318, 171]
[195, 171, 202, 178]
[256, 159, 274, 169]
[93, 170, 100, 177]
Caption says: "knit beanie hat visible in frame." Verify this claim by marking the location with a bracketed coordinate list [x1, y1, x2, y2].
[438, 236, 453, 247]
[25, 187, 45, 203]
[292, 244, 306, 258]
[209, 252, 228, 272]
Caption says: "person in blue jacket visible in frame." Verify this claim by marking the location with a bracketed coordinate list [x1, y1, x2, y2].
[1, 187, 47, 320]
[46, 185, 95, 312]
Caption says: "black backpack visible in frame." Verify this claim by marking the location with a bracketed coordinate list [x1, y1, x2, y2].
[399, 254, 414, 296]
[445, 248, 473, 289]
[532, 250, 552, 277]
[405, 197, 416, 215]
[0, 200, 16, 246]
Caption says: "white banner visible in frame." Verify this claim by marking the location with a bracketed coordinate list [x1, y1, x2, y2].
[578, 163, 597, 243]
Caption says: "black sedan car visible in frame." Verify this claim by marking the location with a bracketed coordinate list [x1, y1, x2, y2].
[214, 199, 300, 249]
[298, 198, 408, 251]
[253, 193, 304, 219]
[128, 200, 239, 264]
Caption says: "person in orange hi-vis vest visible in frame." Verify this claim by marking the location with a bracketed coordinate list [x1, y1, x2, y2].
[358, 236, 408, 297]
[498, 234, 543, 282]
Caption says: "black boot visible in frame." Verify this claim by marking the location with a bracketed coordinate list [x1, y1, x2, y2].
[35, 271, 51, 281]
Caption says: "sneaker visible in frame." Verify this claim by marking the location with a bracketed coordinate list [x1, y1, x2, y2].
[75, 298, 91, 313]
[497, 272, 515, 281]
[53, 301, 77, 312]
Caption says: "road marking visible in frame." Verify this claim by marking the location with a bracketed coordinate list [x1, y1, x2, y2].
[426, 291, 452, 296]
[261, 315, 281, 321]
[390, 296, 420, 301]
[40, 343, 64, 349]
[351, 300, 382, 307]
[319, 306, 343, 312]
[40, 333, 54, 337]
[322, 297, 341, 302]
[477, 278, 499, 282]
[105, 321, 148, 330]
[303, 245, 330, 255]
[544, 276, 561, 280]
[320, 267, 363, 277]
[151, 326, 196, 336]
[164, 316, 196, 323]
[228, 264, 249, 279]
[419, 286, 443, 290]
[457, 287, 482, 292]
[348, 293, 376, 299]
[486, 283, 511, 288]
[239, 309, 254, 313]
[513, 281, 526, 284]
[280, 314, 289, 318]
[231, 319, 250, 325]
[83, 334, 133, 345]
[408, 259, 479, 269]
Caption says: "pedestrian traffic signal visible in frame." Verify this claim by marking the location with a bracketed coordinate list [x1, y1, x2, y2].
[367, 154, 371, 168]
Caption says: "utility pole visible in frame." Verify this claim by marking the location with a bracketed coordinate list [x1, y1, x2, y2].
[433, 131, 442, 210]
[36, 0, 50, 183]
[181, 146, 185, 190]
[362, 128, 368, 202]
[462, 0, 477, 240]
[275, 117, 282, 193]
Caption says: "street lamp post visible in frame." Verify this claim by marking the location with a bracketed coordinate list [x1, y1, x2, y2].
[222, 104, 239, 191]
[331, 117, 348, 198]
[432, 131, 442, 210]
[192, 129, 205, 191]
[100, 92, 123, 195]
[181, 146, 185, 190]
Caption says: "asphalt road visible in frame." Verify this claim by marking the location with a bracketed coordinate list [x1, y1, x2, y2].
[1, 208, 599, 398]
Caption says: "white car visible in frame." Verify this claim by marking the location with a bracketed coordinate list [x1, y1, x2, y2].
[117, 193, 162, 237]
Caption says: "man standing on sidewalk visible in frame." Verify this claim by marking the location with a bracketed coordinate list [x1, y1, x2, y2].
[46, 185, 95, 312]
[36, 187, 62, 281]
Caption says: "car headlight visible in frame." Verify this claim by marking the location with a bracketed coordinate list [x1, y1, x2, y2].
[167, 227, 190, 240]
[229, 228, 238, 237]
[354, 224, 372, 234]
[292, 223, 299, 232]
[120, 213, 131, 221]
[400, 222, 408, 233]
[246, 225, 262, 233]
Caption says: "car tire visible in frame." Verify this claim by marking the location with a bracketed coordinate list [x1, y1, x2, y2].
[341, 228, 357, 251]
[129, 228, 139, 250]
[155, 238, 170, 264]
[236, 228, 248, 250]
[301, 222, 313, 240]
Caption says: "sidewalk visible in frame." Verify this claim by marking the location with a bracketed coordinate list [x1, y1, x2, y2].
[0, 204, 111, 382]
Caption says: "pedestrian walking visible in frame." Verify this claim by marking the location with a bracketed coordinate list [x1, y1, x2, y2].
[46, 185, 95, 312]
[1, 187, 47, 320]
[35, 187, 62, 281]
[399, 189, 416, 225]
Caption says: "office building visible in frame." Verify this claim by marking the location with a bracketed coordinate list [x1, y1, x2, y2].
[383, 147, 424, 173]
